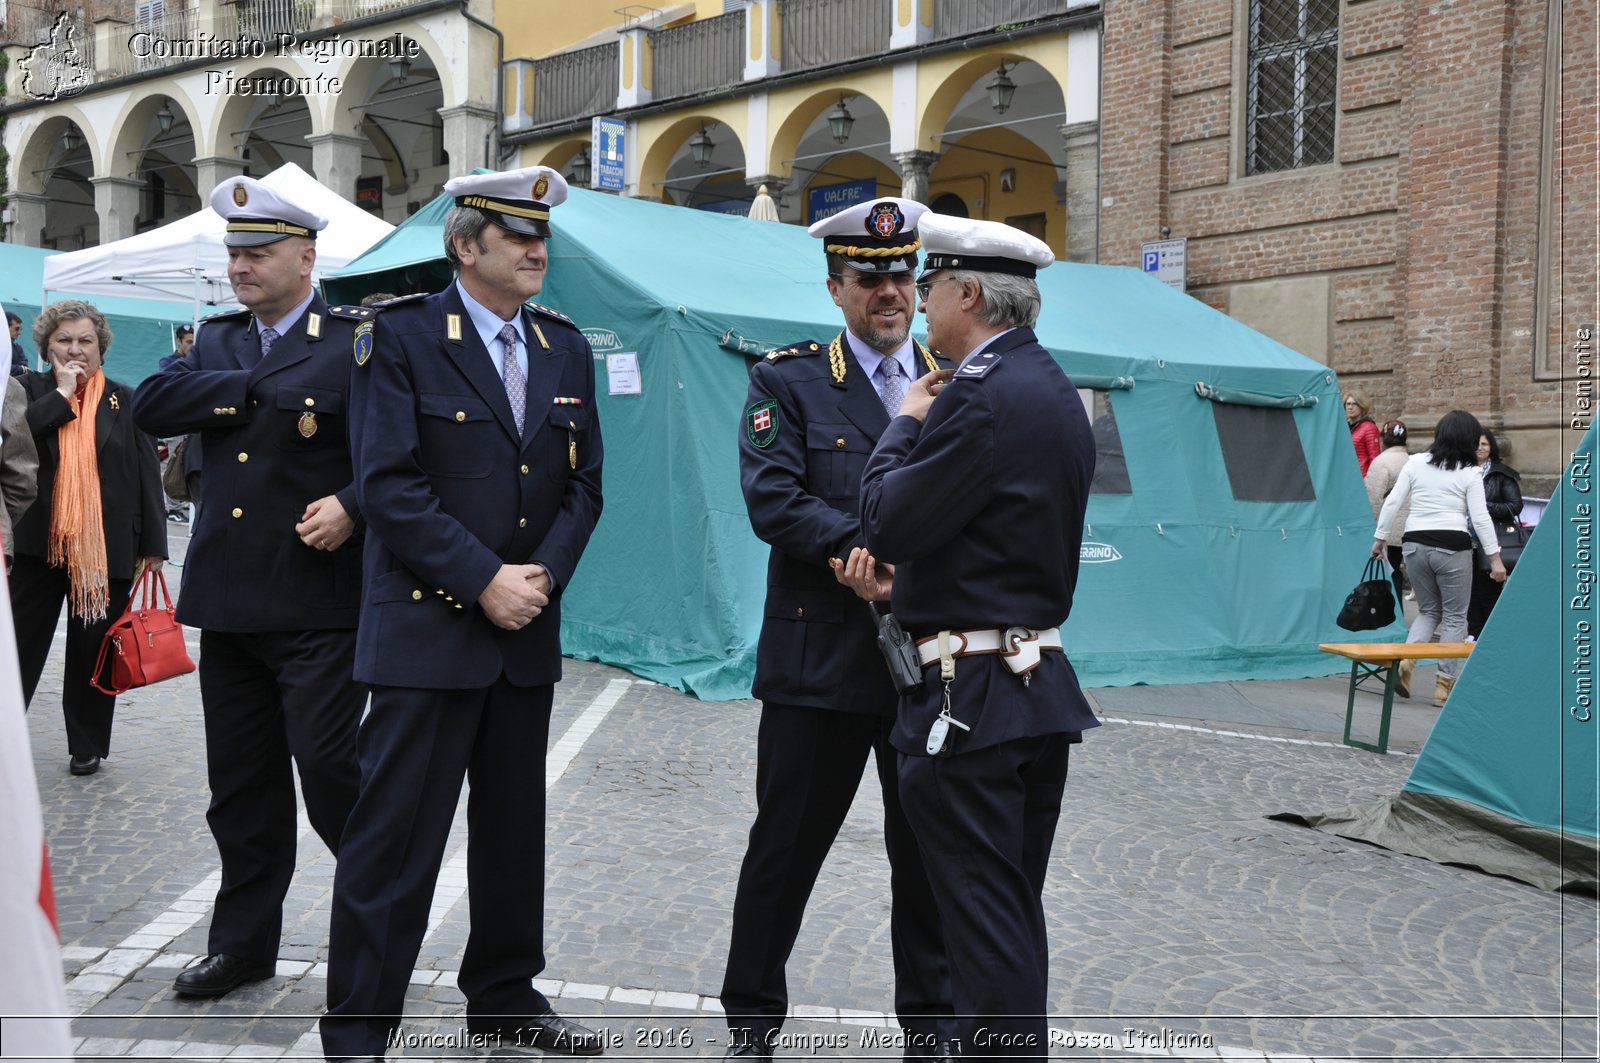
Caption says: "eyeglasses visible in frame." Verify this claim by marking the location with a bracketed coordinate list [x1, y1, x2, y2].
[831, 271, 914, 290]
[915, 275, 955, 302]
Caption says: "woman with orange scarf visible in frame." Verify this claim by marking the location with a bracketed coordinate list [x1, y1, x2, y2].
[10, 300, 167, 777]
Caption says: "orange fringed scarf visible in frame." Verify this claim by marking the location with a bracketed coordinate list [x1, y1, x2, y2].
[48, 370, 110, 621]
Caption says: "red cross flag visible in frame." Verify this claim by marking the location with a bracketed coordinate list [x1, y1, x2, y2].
[0, 560, 72, 1058]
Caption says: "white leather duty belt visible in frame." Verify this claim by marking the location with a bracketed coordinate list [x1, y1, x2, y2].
[915, 627, 1063, 672]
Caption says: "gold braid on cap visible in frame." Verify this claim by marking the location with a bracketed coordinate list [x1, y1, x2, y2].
[459, 195, 551, 221]
[915, 338, 939, 373]
[829, 333, 848, 384]
[824, 240, 922, 258]
[227, 221, 313, 238]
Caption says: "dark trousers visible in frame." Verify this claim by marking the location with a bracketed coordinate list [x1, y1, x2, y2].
[10, 554, 131, 758]
[322, 678, 554, 1057]
[1468, 563, 1506, 639]
[898, 735, 1071, 1058]
[1386, 544, 1408, 603]
[199, 628, 364, 961]
[722, 703, 948, 1044]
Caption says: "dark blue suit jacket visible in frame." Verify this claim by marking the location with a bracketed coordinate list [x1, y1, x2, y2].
[740, 332, 948, 715]
[350, 285, 603, 690]
[860, 327, 1101, 753]
[133, 294, 365, 631]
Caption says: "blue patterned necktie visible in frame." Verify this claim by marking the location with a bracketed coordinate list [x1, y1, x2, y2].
[879, 356, 906, 416]
[499, 323, 526, 433]
[259, 325, 279, 362]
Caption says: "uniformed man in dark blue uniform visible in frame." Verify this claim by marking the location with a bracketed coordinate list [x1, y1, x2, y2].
[320, 166, 604, 1062]
[724, 198, 952, 1059]
[133, 176, 369, 999]
[844, 214, 1099, 1056]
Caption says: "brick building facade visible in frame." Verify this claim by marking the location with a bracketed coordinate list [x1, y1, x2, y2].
[1097, 0, 1596, 488]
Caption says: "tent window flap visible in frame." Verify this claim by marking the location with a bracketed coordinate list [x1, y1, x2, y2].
[1212, 404, 1316, 502]
[1079, 389, 1132, 495]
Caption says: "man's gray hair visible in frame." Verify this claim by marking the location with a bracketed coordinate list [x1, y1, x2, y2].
[442, 206, 491, 269]
[946, 269, 1042, 329]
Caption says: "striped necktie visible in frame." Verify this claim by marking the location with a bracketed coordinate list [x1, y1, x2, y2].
[879, 356, 906, 416]
[499, 323, 526, 433]
[259, 325, 279, 362]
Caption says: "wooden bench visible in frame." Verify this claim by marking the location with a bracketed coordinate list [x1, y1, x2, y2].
[1319, 642, 1476, 754]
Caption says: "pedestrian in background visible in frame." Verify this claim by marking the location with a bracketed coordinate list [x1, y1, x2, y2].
[1467, 427, 1522, 638]
[843, 214, 1099, 1056]
[11, 300, 166, 777]
[157, 326, 198, 524]
[322, 166, 605, 1061]
[1372, 410, 1506, 706]
[724, 198, 952, 1060]
[9, 311, 29, 376]
[134, 176, 369, 999]
[1345, 392, 1381, 475]
[1, 375, 40, 570]
[1364, 419, 1411, 604]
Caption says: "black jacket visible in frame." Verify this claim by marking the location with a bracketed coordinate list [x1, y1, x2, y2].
[1483, 459, 1522, 525]
[14, 370, 167, 577]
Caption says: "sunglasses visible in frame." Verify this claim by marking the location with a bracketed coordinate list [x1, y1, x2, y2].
[915, 275, 957, 302]
[832, 272, 914, 290]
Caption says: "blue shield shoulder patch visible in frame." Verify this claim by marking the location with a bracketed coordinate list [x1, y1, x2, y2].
[353, 320, 375, 367]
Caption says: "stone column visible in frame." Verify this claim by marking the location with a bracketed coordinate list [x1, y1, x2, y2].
[618, 26, 653, 108]
[8, 192, 49, 247]
[193, 155, 248, 202]
[746, 173, 787, 218]
[894, 150, 940, 204]
[890, 0, 935, 49]
[745, 174, 787, 196]
[91, 175, 143, 242]
[439, 103, 499, 173]
[1060, 120, 1100, 263]
[306, 133, 364, 202]
[743, 0, 780, 79]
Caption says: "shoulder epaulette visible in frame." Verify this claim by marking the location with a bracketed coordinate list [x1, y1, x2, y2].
[370, 293, 428, 313]
[200, 307, 249, 322]
[325, 304, 373, 320]
[765, 340, 822, 361]
[954, 351, 1002, 380]
[527, 301, 574, 326]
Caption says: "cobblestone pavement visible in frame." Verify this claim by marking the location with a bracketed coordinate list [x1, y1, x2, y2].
[15, 525, 1598, 1062]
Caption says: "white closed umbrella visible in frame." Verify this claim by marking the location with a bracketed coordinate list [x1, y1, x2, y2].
[747, 184, 780, 222]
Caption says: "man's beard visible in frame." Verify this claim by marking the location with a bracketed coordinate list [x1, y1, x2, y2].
[853, 304, 911, 353]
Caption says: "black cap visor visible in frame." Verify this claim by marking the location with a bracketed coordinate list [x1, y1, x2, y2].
[223, 220, 315, 248]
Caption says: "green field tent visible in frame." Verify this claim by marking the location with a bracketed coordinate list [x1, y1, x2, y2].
[0, 243, 192, 386]
[1278, 425, 1599, 892]
[326, 187, 1394, 698]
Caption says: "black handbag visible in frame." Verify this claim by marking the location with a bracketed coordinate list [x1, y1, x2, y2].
[1336, 557, 1397, 631]
[1476, 519, 1528, 573]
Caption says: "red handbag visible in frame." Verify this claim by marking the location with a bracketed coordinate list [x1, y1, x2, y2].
[92, 568, 195, 695]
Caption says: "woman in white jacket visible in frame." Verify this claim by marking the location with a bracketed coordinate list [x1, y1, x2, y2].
[1371, 410, 1507, 706]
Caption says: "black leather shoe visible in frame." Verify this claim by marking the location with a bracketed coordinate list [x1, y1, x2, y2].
[173, 953, 275, 998]
[724, 1031, 775, 1060]
[903, 1032, 957, 1060]
[69, 755, 100, 776]
[468, 1007, 605, 1055]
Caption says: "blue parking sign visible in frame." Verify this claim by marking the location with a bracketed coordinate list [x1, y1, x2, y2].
[1143, 251, 1160, 272]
